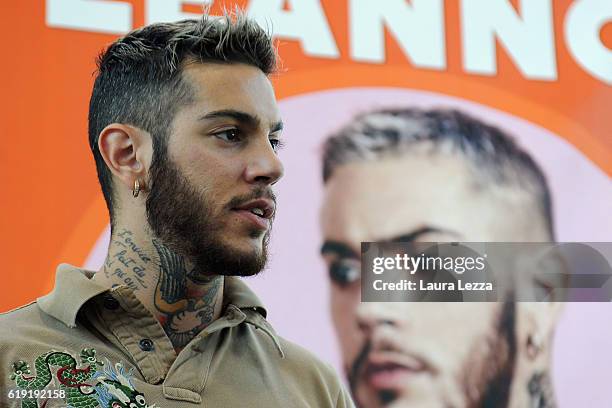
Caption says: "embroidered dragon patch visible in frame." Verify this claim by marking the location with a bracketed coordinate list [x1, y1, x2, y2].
[9, 348, 157, 408]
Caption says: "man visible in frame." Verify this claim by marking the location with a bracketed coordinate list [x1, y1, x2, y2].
[320, 108, 562, 407]
[0, 13, 353, 408]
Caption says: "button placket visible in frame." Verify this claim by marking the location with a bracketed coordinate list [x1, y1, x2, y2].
[164, 327, 223, 402]
[102, 294, 120, 310]
[139, 338, 154, 352]
[96, 289, 175, 384]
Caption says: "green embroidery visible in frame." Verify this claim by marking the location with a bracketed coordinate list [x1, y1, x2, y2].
[10, 348, 102, 408]
[9, 348, 155, 408]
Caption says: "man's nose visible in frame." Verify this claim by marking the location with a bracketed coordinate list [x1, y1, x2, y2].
[355, 302, 400, 336]
[243, 139, 284, 186]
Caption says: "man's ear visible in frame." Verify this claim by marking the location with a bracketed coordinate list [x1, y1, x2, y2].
[97, 123, 153, 192]
[517, 301, 564, 361]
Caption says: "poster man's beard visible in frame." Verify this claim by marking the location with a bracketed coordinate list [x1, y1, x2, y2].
[145, 152, 271, 277]
[348, 301, 516, 408]
[472, 300, 516, 408]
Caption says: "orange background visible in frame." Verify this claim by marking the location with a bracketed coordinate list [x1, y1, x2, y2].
[1, 0, 610, 312]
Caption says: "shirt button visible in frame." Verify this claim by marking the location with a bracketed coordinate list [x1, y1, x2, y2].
[103, 295, 120, 310]
[139, 339, 154, 352]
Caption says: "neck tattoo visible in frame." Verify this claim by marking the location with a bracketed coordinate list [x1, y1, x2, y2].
[151, 238, 222, 350]
[102, 229, 222, 351]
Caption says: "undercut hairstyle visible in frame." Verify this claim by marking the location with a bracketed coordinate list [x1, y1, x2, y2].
[322, 108, 555, 239]
[88, 12, 277, 223]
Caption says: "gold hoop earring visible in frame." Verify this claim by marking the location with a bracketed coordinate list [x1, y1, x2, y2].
[132, 179, 141, 198]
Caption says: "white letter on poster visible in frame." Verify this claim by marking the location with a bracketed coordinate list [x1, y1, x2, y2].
[247, 0, 339, 58]
[461, 0, 557, 80]
[349, 0, 445, 68]
[146, 0, 209, 24]
[566, 0, 612, 85]
[46, 0, 131, 34]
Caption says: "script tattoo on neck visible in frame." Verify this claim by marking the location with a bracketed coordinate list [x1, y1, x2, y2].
[152, 239, 222, 350]
[104, 229, 150, 292]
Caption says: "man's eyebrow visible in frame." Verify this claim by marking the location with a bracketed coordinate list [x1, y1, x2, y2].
[199, 109, 260, 127]
[200, 109, 283, 134]
[320, 227, 461, 258]
[320, 241, 359, 259]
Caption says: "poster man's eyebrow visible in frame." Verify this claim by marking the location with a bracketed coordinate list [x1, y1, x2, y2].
[270, 121, 283, 133]
[387, 227, 461, 243]
[320, 227, 461, 258]
[320, 241, 359, 259]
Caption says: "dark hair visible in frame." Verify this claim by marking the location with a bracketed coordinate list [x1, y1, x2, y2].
[322, 108, 555, 239]
[88, 12, 277, 222]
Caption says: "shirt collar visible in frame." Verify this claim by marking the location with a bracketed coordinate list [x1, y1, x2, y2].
[37, 263, 109, 328]
[223, 276, 268, 318]
[220, 277, 284, 358]
[37, 264, 271, 329]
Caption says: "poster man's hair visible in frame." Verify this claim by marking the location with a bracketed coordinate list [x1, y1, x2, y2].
[322, 108, 555, 239]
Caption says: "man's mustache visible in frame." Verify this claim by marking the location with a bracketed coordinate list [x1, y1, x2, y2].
[225, 187, 277, 210]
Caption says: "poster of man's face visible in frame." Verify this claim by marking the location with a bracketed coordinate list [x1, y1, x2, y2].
[319, 108, 562, 407]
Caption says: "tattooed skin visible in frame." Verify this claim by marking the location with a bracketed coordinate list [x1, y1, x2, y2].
[152, 238, 222, 349]
[103, 229, 151, 292]
[100, 229, 223, 351]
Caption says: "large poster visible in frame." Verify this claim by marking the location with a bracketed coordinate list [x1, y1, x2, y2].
[2, 1, 611, 407]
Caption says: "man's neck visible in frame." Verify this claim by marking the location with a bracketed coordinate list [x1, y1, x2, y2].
[94, 227, 224, 353]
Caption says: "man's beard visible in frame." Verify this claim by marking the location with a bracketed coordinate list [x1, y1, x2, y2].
[348, 301, 516, 408]
[145, 150, 273, 277]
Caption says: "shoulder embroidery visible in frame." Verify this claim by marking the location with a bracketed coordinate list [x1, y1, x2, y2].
[9, 348, 157, 408]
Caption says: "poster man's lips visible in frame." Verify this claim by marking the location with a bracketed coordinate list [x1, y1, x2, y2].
[368, 351, 427, 371]
[363, 351, 430, 389]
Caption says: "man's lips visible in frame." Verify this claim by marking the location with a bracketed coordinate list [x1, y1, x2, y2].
[231, 198, 275, 230]
[232, 199, 275, 218]
[363, 352, 429, 390]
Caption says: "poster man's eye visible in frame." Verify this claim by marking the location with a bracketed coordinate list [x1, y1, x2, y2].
[269, 138, 284, 151]
[329, 260, 360, 287]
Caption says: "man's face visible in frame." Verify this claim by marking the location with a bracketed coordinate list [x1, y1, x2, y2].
[320, 154, 543, 408]
[146, 63, 283, 277]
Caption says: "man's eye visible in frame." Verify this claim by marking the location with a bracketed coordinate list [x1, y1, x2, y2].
[329, 260, 360, 287]
[269, 138, 284, 151]
[213, 128, 240, 142]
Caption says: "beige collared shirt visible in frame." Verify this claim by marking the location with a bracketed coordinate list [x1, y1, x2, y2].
[0, 264, 354, 408]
